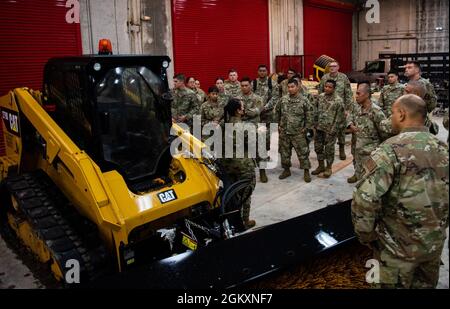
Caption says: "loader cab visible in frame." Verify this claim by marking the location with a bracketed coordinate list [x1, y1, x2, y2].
[43, 56, 173, 191]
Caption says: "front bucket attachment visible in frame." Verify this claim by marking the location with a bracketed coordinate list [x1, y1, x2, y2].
[89, 200, 355, 289]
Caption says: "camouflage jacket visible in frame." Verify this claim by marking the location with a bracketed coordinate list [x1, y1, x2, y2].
[416, 77, 438, 113]
[252, 77, 279, 120]
[379, 116, 394, 139]
[195, 88, 207, 105]
[224, 81, 241, 98]
[218, 92, 230, 107]
[352, 127, 449, 261]
[219, 116, 257, 176]
[280, 79, 289, 97]
[349, 102, 387, 154]
[238, 92, 264, 124]
[171, 87, 199, 123]
[200, 100, 223, 126]
[275, 93, 312, 135]
[318, 72, 353, 111]
[379, 83, 404, 116]
[315, 93, 345, 134]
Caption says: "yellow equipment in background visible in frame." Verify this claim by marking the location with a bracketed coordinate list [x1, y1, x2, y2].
[0, 45, 357, 289]
[313, 55, 337, 81]
[0, 55, 249, 283]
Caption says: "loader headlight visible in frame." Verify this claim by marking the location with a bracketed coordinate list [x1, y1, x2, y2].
[162, 60, 169, 69]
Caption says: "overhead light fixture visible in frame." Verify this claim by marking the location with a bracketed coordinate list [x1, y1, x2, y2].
[436, 27, 443, 31]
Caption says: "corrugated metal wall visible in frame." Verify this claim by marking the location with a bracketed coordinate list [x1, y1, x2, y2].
[0, 0, 82, 96]
[171, 0, 270, 88]
[0, 0, 82, 156]
[303, 0, 354, 77]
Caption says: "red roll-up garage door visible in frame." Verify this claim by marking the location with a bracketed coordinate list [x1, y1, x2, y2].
[0, 0, 82, 155]
[303, 0, 354, 79]
[171, 0, 270, 89]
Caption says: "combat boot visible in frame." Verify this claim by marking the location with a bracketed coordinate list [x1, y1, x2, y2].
[339, 144, 347, 160]
[244, 219, 256, 230]
[259, 169, 268, 183]
[311, 160, 325, 175]
[304, 169, 311, 183]
[347, 174, 358, 184]
[279, 168, 291, 180]
[323, 162, 332, 178]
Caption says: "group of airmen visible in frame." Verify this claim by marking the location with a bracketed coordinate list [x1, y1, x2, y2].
[171, 60, 449, 289]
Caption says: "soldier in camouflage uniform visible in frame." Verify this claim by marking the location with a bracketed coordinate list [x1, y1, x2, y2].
[404, 61, 438, 113]
[224, 69, 241, 98]
[239, 77, 264, 124]
[237, 78, 266, 182]
[200, 86, 223, 142]
[405, 61, 439, 136]
[219, 98, 257, 230]
[378, 71, 404, 117]
[215, 77, 230, 107]
[194, 79, 207, 104]
[318, 61, 353, 161]
[312, 80, 345, 178]
[252, 65, 280, 183]
[379, 80, 437, 138]
[275, 79, 312, 182]
[279, 68, 297, 97]
[171, 74, 200, 130]
[293, 74, 316, 147]
[347, 83, 386, 183]
[186, 76, 204, 108]
[352, 94, 449, 289]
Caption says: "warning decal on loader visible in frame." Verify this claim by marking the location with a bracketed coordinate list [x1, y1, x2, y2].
[1, 108, 20, 137]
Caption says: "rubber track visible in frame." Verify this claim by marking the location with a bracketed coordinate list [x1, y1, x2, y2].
[5, 171, 108, 284]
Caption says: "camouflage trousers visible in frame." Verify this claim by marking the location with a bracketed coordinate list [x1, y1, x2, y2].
[260, 114, 273, 152]
[220, 160, 256, 222]
[372, 247, 442, 289]
[351, 134, 356, 168]
[337, 128, 346, 146]
[314, 130, 337, 164]
[241, 175, 256, 222]
[279, 132, 311, 170]
[256, 123, 271, 167]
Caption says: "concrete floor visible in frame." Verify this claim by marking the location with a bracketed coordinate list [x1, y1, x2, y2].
[0, 115, 448, 289]
[250, 114, 449, 289]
